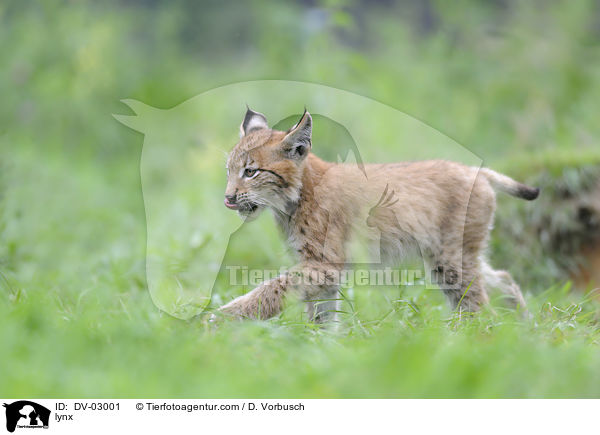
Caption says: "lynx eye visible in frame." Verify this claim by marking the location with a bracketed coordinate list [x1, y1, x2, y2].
[244, 168, 258, 178]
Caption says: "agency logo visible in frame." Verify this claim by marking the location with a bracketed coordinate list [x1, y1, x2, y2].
[3, 401, 50, 433]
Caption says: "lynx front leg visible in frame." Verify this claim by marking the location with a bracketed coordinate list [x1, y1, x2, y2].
[306, 286, 340, 323]
[219, 276, 287, 319]
[296, 262, 342, 323]
[218, 263, 342, 321]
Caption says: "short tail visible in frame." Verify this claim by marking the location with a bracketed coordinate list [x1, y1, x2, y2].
[479, 168, 540, 201]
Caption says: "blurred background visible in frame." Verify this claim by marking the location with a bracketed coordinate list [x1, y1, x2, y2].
[1, 0, 600, 398]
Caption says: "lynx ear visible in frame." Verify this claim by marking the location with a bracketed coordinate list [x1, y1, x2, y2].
[281, 110, 312, 161]
[240, 107, 268, 137]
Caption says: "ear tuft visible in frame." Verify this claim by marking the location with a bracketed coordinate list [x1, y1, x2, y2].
[282, 110, 312, 161]
[240, 107, 268, 137]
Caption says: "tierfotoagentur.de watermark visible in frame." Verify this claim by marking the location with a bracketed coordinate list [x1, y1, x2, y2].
[226, 265, 459, 289]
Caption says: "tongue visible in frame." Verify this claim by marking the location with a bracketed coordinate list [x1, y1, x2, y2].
[224, 198, 239, 210]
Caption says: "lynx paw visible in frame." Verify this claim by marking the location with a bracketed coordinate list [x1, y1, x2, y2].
[218, 294, 256, 319]
[218, 286, 281, 320]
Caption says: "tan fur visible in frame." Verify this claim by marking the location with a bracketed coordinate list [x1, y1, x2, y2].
[220, 109, 536, 320]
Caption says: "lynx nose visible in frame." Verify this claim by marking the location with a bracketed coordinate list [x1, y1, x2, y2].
[224, 194, 239, 210]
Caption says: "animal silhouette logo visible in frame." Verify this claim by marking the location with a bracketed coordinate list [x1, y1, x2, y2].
[113, 80, 481, 319]
[367, 183, 403, 262]
[3, 401, 50, 432]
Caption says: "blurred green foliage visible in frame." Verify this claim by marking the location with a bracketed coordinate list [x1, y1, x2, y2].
[1, 0, 600, 397]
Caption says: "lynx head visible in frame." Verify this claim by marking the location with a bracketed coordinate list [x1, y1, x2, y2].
[225, 107, 312, 220]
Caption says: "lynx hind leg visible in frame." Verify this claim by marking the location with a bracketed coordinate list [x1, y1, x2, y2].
[444, 269, 489, 312]
[306, 286, 340, 324]
[430, 254, 490, 312]
[481, 261, 528, 311]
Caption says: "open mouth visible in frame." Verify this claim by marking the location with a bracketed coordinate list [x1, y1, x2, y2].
[224, 198, 239, 210]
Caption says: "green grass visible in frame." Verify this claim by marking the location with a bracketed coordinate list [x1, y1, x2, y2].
[1, 1, 600, 398]
[2, 273, 600, 397]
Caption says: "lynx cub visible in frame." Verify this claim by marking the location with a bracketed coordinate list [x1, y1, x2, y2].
[220, 108, 539, 321]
